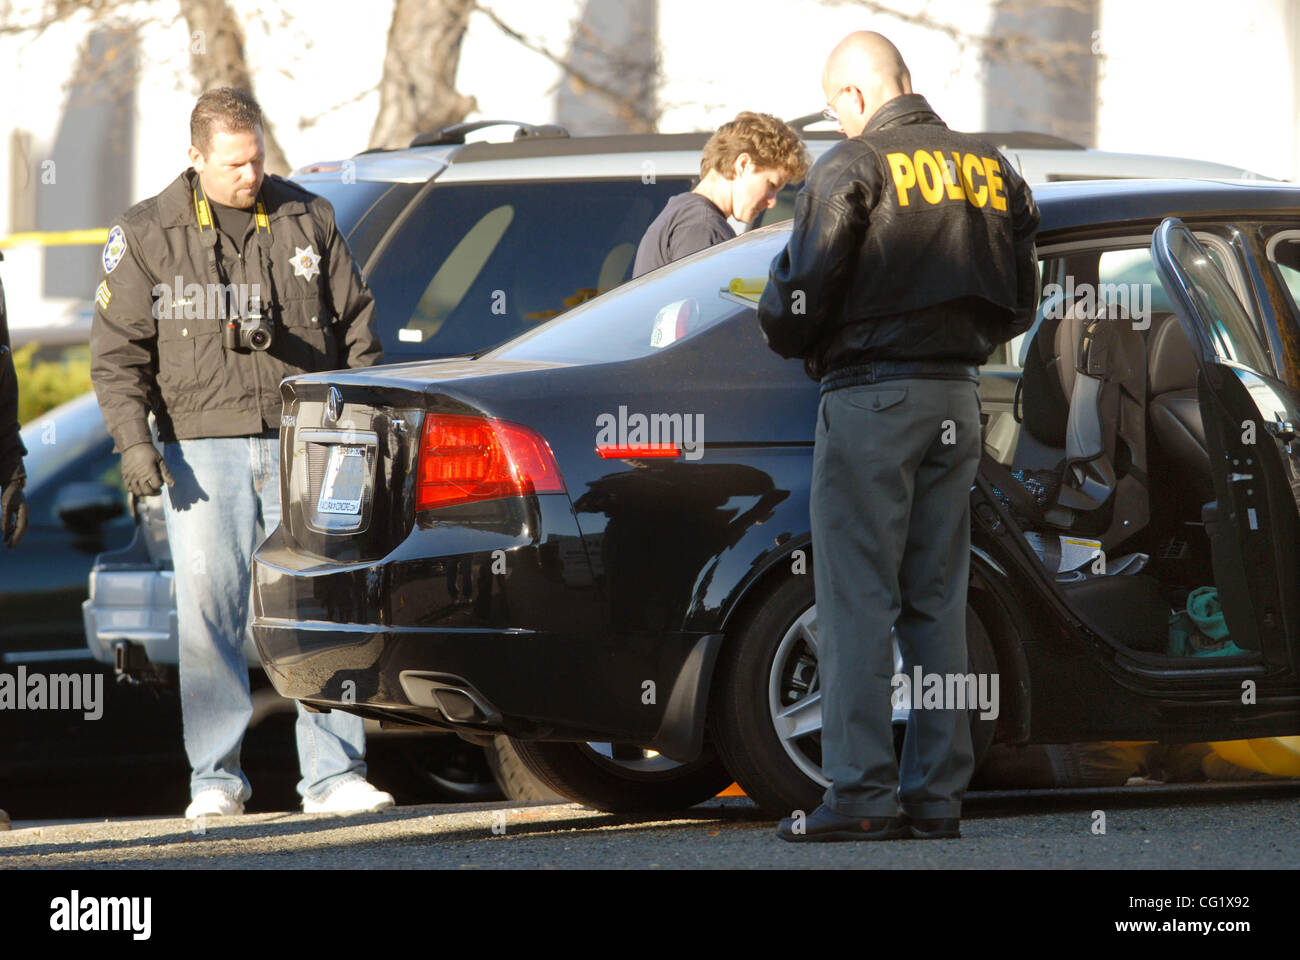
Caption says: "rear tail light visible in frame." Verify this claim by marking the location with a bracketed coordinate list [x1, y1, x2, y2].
[415, 414, 565, 511]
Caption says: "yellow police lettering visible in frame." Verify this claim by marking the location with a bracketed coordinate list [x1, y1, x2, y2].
[913, 150, 944, 205]
[887, 152, 916, 206]
[983, 156, 1007, 211]
[961, 153, 987, 208]
[940, 152, 966, 200]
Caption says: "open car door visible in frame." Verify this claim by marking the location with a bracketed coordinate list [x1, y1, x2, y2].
[1152, 218, 1300, 672]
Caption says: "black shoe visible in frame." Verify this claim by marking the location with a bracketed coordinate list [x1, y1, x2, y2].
[907, 816, 960, 839]
[776, 804, 909, 842]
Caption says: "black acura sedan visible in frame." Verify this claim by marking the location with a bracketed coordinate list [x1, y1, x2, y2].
[252, 179, 1300, 817]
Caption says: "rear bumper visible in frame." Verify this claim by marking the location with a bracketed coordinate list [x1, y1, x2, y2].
[252, 489, 724, 761]
[251, 619, 722, 762]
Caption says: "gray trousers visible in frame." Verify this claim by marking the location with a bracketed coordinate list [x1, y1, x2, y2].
[811, 377, 981, 818]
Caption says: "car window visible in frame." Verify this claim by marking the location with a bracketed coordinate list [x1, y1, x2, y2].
[18, 393, 123, 524]
[290, 179, 393, 244]
[365, 179, 691, 360]
[751, 182, 803, 229]
[1163, 226, 1272, 374]
[342, 182, 422, 267]
[1267, 234, 1300, 324]
[487, 227, 790, 365]
[1010, 240, 1239, 370]
[19, 394, 117, 492]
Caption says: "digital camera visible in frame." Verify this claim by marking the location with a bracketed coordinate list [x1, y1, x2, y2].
[222, 295, 273, 352]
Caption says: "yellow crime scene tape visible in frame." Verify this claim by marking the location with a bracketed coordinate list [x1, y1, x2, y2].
[0, 228, 109, 248]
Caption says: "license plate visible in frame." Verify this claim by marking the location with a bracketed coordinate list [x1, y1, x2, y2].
[317, 446, 367, 515]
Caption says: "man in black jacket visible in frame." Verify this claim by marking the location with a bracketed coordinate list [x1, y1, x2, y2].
[91, 88, 390, 819]
[760, 32, 1039, 842]
[0, 255, 28, 549]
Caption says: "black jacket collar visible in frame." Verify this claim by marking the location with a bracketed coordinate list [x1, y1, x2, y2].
[156, 169, 308, 229]
[864, 94, 946, 133]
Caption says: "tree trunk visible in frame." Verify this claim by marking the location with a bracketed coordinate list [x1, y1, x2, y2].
[368, 0, 477, 150]
[177, 0, 292, 175]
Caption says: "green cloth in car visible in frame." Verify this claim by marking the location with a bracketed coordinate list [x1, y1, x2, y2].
[1168, 586, 1245, 657]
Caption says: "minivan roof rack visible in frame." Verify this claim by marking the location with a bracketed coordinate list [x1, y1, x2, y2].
[410, 120, 571, 148]
[979, 131, 1085, 150]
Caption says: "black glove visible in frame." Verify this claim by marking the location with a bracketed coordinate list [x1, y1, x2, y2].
[1, 475, 25, 548]
[121, 442, 175, 497]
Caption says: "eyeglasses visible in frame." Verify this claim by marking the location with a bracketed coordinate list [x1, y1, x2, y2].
[822, 86, 851, 124]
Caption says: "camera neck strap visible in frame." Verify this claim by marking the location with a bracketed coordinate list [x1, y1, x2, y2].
[192, 180, 274, 292]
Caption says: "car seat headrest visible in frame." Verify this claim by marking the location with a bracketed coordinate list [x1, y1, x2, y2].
[1147, 313, 1199, 395]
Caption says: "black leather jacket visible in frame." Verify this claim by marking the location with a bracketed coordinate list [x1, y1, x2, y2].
[758, 95, 1041, 386]
[91, 170, 382, 453]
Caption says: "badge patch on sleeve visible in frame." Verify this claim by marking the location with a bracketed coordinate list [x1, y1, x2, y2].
[290, 245, 321, 282]
[102, 225, 127, 274]
[95, 281, 112, 309]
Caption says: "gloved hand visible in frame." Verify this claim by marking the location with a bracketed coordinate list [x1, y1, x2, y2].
[121, 442, 175, 498]
[1, 475, 26, 548]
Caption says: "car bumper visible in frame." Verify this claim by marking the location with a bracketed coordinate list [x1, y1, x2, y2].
[251, 618, 722, 762]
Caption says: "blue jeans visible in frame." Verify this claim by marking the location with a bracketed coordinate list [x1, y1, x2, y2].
[161, 432, 368, 804]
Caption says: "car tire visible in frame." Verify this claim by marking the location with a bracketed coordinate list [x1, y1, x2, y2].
[711, 574, 999, 819]
[486, 735, 564, 803]
[506, 738, 734, 813]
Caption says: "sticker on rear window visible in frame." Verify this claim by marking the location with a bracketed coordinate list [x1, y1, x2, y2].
[650, 299, 698, 349]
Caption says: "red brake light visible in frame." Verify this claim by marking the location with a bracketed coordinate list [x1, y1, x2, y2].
[415, 414, 565, 511]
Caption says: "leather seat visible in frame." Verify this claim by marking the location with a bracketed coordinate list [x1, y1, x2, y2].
[1146, 315, 1212, 496]
[1044, 302, 1150, 549]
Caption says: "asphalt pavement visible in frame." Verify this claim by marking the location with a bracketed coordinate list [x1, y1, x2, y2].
[2, 780, 1298, 869]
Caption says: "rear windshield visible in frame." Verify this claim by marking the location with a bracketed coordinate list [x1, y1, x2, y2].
[486, 226, 790, 365]
[363, 178, 692, 360]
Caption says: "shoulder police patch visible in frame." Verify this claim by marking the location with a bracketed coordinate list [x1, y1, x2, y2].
[102, 225, 127, 274]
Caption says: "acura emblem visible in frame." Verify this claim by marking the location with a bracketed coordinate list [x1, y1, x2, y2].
[325, 386, 343, 424]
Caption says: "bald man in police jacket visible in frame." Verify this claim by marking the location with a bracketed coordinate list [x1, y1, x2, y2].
[760, 32, 1040, 843]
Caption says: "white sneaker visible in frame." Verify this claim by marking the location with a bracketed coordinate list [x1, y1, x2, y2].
[302, 779, 395, 814]
[185, 789, 244, 818]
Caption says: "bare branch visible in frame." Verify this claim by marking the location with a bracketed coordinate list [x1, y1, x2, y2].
[475, 2, 657, 132]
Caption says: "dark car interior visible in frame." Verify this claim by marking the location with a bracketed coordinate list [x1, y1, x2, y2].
[987, 242, 1260, 666]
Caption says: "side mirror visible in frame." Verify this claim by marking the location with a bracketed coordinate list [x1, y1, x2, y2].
[54, 481, 126, 531]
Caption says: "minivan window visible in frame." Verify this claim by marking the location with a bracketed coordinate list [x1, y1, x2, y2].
[291, 179, 393, 246]
[487, 226, 790, 365]
[365, 179, 691, 360]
